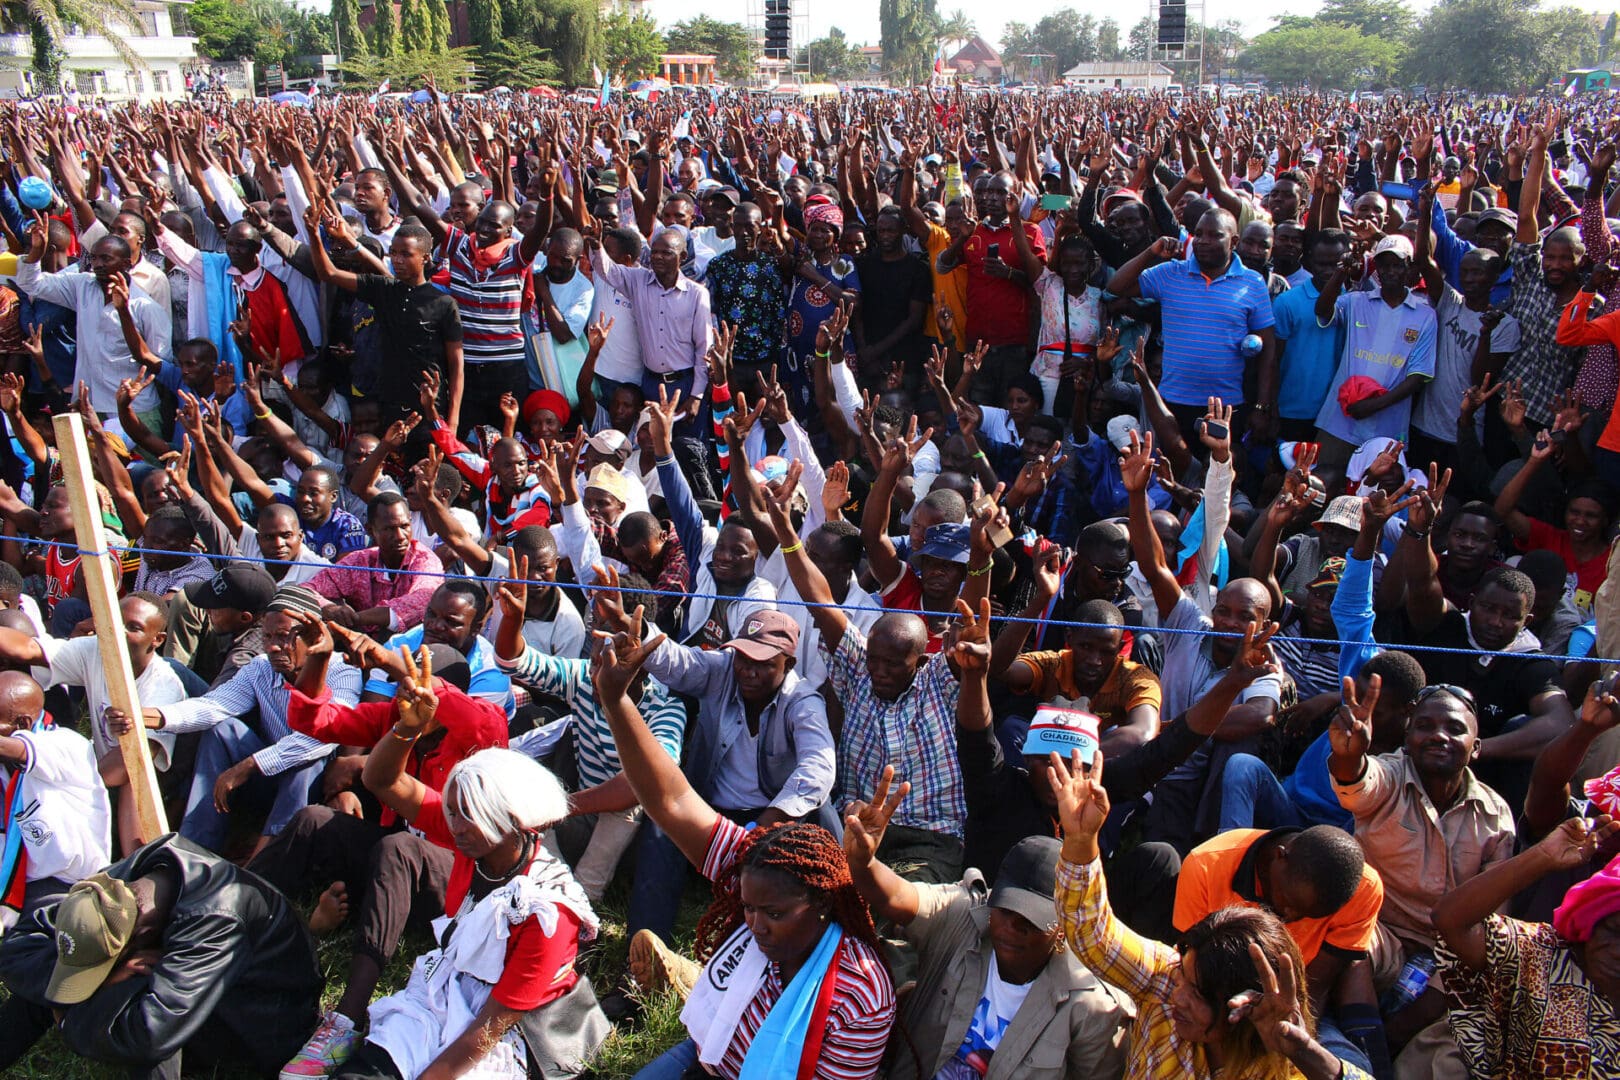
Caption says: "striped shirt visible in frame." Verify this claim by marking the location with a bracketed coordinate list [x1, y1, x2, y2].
[440, 226, 528, 366]
[1056, 855, 1373, 1080]
[156, 655, 362, 776]
[697, 817, 895, 1080]
[1137, 254, 1275, 406]
[498, 645, 685, 788]
[824, 628, 965, 838]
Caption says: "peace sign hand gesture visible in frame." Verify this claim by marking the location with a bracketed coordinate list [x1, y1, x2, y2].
[590, 603, 667, 702]
[394, 646, 440, 737]
[495, 551, 530, 623]
[1227, 942, 1313, 1060]
[842, 764, 911, 869]
[944, 596, 993, 674]
[1329, 673, 1380, 762]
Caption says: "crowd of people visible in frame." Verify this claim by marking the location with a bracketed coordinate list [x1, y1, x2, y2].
[0, 79, 1617, 1080]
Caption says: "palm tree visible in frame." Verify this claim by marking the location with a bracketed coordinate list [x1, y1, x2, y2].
[19, 0, 144, 86]
[937, 7, 974, 46]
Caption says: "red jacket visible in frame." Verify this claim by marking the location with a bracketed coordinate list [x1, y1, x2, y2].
[287, 681, 507, 829]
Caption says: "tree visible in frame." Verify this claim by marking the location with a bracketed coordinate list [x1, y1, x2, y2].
[479, 37, 559, 87]
[1097, 17, 1121, 61]
[425, 0, 449, 53]
[467, 0, 499, 54]
[505, 0, 599, 86]
[1404, 0, 1596, 92]
[1124, 16, 1152, 61]
[372, 0, 398, 57]
[340, 43, 476, 86]
[1001, 9, 1096, 80]
[333, 0, 367, 58]
[1604, 11, 1618, 56]
[880, 0, 938, 85]
[1315, 0, 1414, 40]
[665, 15, 754, 82]
[1241, 22, 1400, 88]
[398, 0, 430, 53]
[602, 11, 661, 80]
[189, 0, 333, 73]
[806, 26, 865, 79]
[937, 7, 974, 45]
[21, 0, 141, 85]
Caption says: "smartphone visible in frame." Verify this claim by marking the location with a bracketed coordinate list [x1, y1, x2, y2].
[1379, 181, 1419, 201]
[971, 495, 1015, 550]
[986, 242, 1001, 259]
[1038, 193, 1073, 212]
[1199, 418, 1229, 442]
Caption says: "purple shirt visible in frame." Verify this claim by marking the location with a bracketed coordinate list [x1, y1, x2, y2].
[589, 246, 712, 397]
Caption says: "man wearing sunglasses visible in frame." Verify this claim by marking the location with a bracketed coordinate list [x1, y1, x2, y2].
[1329, 679, 1516, 1077]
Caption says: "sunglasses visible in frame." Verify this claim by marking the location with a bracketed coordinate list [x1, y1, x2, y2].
[1414, 684, 1477, 712]
[1095, 566, 1133, 583]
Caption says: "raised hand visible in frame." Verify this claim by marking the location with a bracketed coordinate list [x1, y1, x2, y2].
[944, 596, 993, 674]
[1329, 673, 1379, 760]
[1048, 748, 1109, 842]
[1118, 429, 1156, 495]
[585, 313, 614, 352]
[417, 367, 442, 420]
[842, 764, 910, 868]
[394, 646, 440, 736]
[1198, 396, 1234, 460]
[381, 412, 421, 449]
[1363, 477, 1420, 527]
[645, 384, 683, 455]
[590, 603, 667, 701]
[1534, 814, 1620, 871]
[821, 459, 851, 519]
[1228, 620, 1281, 686]
[1459, 372, 1505, 419]
[1499, 379, 1528, 432]
[495, 551, 529, 622]
[1227, 942, 1313, 1061]
[589, 562, 633, 636]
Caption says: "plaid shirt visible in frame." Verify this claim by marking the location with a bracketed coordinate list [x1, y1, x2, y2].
[1506, 243, 1582, 425]
[306, 542, 444, 632]
[824, 628, 965, 838]
[1056, 855, 1374, 1080]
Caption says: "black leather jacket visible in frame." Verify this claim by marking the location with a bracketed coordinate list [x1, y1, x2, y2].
[0, 834, 322, 1074]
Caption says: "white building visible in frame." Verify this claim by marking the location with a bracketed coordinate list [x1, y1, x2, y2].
[1060, 61, 1174, 90]
[0, 0, 198, 100]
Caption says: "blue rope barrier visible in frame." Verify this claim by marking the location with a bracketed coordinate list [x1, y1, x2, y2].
[23, 534, 1616, 666]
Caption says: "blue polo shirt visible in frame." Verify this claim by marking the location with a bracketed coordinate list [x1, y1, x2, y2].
[1271, 279, 1346, 421]
[1314, 289, 1437, 446]
[1137, 254, 1275, 406]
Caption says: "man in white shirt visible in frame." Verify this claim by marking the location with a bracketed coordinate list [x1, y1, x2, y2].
[0, 670, 112, 923]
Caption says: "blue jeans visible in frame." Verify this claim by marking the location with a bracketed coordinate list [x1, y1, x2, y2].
[1316, 1014, 1375, 1075]
[626, 818, 690, 942]
[1217, 753, 1307, 833]
[633, 1038, 698, 1080]
[180, 717, 326, 852]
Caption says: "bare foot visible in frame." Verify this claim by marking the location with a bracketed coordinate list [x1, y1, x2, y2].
[328, 791, 364, 818]
[309, 882, 349, 935]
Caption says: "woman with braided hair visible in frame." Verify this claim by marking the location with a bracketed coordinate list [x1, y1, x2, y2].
[591, 608, 896, 1080]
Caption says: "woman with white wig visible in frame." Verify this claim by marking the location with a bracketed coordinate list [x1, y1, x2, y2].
[333, 647, 609, 1080]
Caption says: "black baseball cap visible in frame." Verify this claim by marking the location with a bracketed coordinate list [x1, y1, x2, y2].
[988, 836, 1062, 933]
[185, 564, 277, 613]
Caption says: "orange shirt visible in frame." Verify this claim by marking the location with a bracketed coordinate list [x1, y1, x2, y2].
[1172, 828, 1384, 963]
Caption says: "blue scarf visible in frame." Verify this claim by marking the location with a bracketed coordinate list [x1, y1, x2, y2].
[737, 923, 843, 1079]
[199, 251, 245, 381]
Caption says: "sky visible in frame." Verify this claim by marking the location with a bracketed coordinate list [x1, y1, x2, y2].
[642, 0, 1620, 52]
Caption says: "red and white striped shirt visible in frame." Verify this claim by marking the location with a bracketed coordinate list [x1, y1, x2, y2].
[698, 818, 895, 1079]
[440, 226, 528, 366]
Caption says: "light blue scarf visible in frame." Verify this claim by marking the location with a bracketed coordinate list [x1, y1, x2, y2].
[736, 923, 842, 1079]
[199, 250, 244, 381]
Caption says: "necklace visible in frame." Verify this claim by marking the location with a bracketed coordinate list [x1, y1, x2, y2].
[475, 832, 532, 883]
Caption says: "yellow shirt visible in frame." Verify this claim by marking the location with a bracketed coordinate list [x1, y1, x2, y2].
[924, 222, 969, 350]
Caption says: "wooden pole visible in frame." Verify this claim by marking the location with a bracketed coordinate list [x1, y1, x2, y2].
[51, 413, 168, 841]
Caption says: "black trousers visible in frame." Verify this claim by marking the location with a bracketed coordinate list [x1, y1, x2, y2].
[247, 805, 452, 967]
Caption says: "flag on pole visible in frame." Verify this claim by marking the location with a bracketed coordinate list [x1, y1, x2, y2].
[1565, 79, 1578, 98]
[597, 68, 611, 109]
[934, 42, 946, 75]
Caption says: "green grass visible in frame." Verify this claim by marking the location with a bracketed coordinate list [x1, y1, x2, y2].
[3, 874, 712, 1080]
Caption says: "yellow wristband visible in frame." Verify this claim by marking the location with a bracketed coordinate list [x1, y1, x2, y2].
[968, 561, 992, 577]
[779, 540, 803, 555]
[254, 408, 272, 420]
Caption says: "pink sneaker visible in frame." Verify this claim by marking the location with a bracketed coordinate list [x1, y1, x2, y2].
[280, 1010, 358, 1079]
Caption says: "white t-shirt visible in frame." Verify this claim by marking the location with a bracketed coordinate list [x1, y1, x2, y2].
[36, 636, 192, 771]
[937, 952, 1035, 1079]
[586, 268, 644, 385]
[485, 549, 589, 661]
[4, 726, 113, 886]
[237, 524, 331, 586]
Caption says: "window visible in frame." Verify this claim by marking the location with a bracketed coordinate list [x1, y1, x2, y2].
[139, 10, 160, 35]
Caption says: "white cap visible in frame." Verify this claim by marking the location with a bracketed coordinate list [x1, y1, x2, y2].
[1105, 415, 1141, 451]
[1370, 234, 1414, 261]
